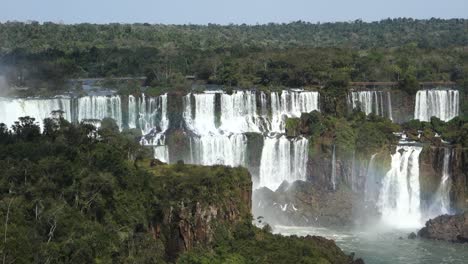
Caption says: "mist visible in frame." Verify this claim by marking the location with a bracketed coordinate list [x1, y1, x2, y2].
[0, 75, 9, 96]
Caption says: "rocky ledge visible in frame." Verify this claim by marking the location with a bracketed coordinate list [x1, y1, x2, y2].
[418, 212, 468, 243]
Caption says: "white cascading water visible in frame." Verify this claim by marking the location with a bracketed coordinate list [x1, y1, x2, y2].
[128, 95, 137, 129]
[351, 91, 392, 120]
[0, 97, 72, 128]
[189, 134, 247, 166]
[259, 136, 309, 191]
[132, 94, 169, 163]
[183, 92, 248, 167]
[429, 148, 452, 216]
[77, 95, 123, 128]
[270, 91, 320, 132]
[183, 91, 316, 189]
[378, 145, 423, 228]
[414, 89, 459, 122]
[184, 93, 218, 135]
[219, 91, 266, 133]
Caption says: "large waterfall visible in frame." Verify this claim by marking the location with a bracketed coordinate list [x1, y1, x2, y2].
[414, 89, 459, 122]
[0, 97, 72, 128]
[378, 145, 423, 228]
[182, 90, 317, 189]
[350, 91, 393, 120]
[259, 136, 309, 190]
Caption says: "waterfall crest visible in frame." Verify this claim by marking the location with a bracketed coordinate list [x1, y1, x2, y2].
[414, 89, 459, 122]
[378, 145, 423, 228]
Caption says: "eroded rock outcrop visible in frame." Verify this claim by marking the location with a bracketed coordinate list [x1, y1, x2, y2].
[418, 212, 468, 243]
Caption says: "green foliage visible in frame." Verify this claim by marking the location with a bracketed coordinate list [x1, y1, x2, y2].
[297, 111, 400, 157]
[0, 20, 466, 95]
[402, 116, 468, 146]
[178, 219, 352, 264]
[285, 118, 300, 137]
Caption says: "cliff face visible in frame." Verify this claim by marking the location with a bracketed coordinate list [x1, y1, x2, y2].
[389, 90, 415, 124]
[146, 164, 361, 264]
[253, 181, 365, 227]
[419, 146, 468, 212]
[149, 165, 252, 260]
[162, 197, 251, 259]
[451, 148, 468, 211]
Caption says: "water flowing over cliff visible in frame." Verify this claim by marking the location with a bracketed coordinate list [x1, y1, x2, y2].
[414, 89, 459, 122]
[0, 97, 72, 128]
[180, 90, 318, 189]
[378, 144, 423, 228]
[259, 136, 309, 190]
[350, 91, 393, 120]
[77, 95, 123, 128]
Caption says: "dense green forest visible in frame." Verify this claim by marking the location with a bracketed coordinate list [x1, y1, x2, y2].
[0, 116, 358, 263]
[0, 19, 467, 92]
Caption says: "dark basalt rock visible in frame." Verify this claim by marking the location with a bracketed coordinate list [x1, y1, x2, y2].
[408, 232, 417, 239]
[417, 212, 468, 243]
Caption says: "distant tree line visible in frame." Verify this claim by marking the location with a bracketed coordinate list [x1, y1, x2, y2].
[0, 19, 466, 92]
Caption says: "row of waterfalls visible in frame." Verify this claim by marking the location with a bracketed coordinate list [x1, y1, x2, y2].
[350, 88, 459, 122]
[0, 88, 460, 228]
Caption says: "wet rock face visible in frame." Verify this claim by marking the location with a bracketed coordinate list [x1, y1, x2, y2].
[418, 212, 468, 243]
[253, 181, 374, 227]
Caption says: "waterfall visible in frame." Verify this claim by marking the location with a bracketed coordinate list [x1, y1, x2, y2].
[189, 134, 247, 167]
[414, 89, 459, 122]
[77, 95, 123, 128]
[0, 97, 72, 129]
[364, 153, 378, 203]
[220, 91, 265, 133]
[260, 91, 268, 116]
[351, 91, 392, 120]
[429, 148, 452, 216]
[259, 136, 309, 190]
[136, 94, 169, 136]
[331, 145, 337, 190]
[128, 95, 137, 129]
[183, 93, 218, 135]
[132, 94, 169, 162]
[270, 91, 320, 132]
[378, 145, 423, 228]
[183, 92, 248, 167]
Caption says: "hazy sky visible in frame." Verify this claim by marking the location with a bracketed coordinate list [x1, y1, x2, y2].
[1, 0, 467, 24]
